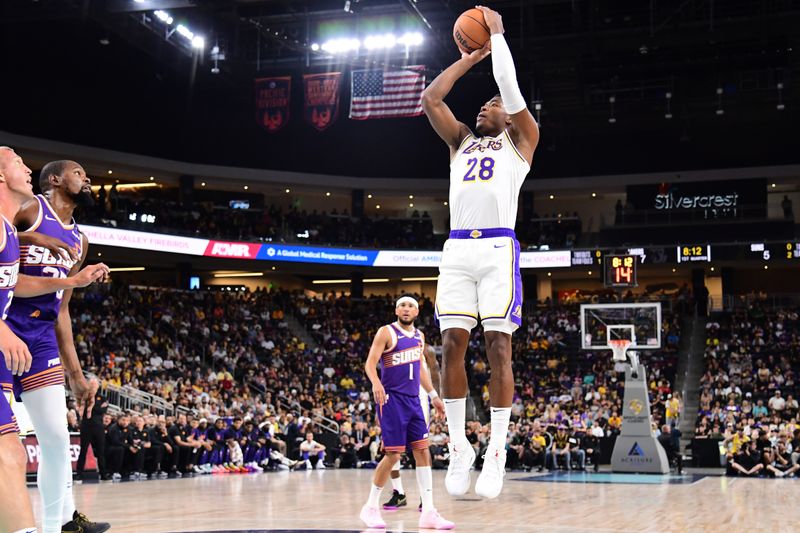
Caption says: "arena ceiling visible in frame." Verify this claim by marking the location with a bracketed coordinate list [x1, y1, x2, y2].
[2, 0, 799, 179]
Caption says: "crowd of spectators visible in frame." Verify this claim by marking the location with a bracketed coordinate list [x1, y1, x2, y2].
[695, 304, 800, 476]
[65, 284, 685, 480]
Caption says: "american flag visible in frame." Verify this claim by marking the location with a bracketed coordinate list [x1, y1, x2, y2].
[349, 66, 426, 120]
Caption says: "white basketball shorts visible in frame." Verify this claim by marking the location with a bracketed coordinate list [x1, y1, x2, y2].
[435, 228, 523, 335]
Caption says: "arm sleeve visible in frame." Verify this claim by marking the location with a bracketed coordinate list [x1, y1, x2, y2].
[490, 33, 527, 114]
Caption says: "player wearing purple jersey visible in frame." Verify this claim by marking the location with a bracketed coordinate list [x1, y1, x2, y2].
[360, 296, 453, 531]
[7, 160, 111, 533]
[0, 149, 107, 533]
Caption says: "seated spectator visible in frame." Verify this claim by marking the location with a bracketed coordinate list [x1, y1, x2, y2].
[299, 432, 326, 469]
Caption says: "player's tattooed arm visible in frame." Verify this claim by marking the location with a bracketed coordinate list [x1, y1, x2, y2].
[365, 326, 392, 406]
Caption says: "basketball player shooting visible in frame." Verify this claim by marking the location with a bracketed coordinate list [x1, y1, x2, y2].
[360, 296, 453, 530]
[421, 5, 539, 499]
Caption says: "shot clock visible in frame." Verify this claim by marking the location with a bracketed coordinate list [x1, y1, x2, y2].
[604, 254, 637, 288]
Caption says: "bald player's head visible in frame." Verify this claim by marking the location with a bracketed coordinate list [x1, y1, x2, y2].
[39, 159, 94, 207]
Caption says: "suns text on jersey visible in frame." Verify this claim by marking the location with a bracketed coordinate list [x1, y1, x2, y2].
[0, 263, 19, 288]
[390, 346, 423, 366]
[24, 246, 77, 269]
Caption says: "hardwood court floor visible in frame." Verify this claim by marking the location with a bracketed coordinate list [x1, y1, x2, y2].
[30, 469, 800, 533]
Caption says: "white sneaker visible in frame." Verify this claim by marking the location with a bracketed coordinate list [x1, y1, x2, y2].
[475, 447, 507, 499]
[316, 461, 326, 470]
[445, 441, 476, 495]
[305, 459, 313, 470]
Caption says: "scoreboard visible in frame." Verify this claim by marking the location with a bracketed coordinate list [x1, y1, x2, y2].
[604, 254, 637, 288]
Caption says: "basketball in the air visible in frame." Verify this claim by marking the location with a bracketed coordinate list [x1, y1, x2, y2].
[453, 8, 490, 54]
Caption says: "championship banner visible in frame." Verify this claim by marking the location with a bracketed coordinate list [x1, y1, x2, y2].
[255, 76, 291, 133]
[303, 72, 342, 131]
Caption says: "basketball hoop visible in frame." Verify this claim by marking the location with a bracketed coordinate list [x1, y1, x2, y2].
[608, 339, 632, 362]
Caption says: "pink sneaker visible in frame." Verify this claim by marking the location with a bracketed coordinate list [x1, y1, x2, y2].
[359, 504, 386, 529]
[419, 509, 455, 530]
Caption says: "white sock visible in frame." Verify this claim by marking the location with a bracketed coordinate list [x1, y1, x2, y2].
[416, 466, 434, 513]
[390, 462, 404, 494]
[443, 398, 467, 444]
[22, 386, 71, 533]
[489, 407, 512, 450]
[61, 458, 76, 524]
[366, 483, 383, 508]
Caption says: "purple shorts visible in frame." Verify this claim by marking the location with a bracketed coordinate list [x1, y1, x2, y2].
[0, 386, 18, 436]
[5, 315, 63, 400]
[378, 392, 429, 453]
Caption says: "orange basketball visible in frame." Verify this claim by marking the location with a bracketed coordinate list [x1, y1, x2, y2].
[453, 8, 490, 54]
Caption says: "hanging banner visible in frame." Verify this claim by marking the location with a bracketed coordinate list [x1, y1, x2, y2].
[303, 72, 342, 131]
[255, 76, 291, 133]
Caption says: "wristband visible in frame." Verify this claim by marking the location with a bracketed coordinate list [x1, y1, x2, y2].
[428, 389, 439, 400]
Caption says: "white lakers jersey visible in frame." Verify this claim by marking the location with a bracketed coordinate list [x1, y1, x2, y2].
[449, 130, 530, 230]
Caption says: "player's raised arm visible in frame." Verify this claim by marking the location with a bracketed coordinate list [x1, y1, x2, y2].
[365, 325, 392, 406]
[477, 5, 540, 165]
[422, 46, 490, 157]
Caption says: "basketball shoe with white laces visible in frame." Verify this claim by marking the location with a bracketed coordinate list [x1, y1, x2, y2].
[475, 446, 507, 499]
[359, 504, 386, 529]
[419, 509, 455, 530]
[445, 441, 476, 495]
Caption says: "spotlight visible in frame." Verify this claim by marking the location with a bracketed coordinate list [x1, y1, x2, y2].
[154, 10, 173, 25]
[311, 43, 320, 51]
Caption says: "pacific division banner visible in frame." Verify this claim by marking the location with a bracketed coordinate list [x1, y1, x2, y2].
[303, 72, 342, 131]
[255, 76, 291, 133]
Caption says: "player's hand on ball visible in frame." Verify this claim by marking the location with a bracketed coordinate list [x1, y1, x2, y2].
[0, 327, 31, 376]
[475, 5, 504, 34]
[73, 263, 111, 287]
[462, 40, 491, 63]
[432, 396, 446, 419]
[372, 382, 388, 406]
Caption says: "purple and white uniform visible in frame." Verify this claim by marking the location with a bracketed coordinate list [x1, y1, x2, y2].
[435, 131, 528, 335]
[377, 323, 429, 453]
[0, 216, 21, 435]
[6, 195, 83, 398]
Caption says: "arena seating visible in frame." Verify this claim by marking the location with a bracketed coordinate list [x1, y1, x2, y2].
[67, 285, 685, 478]
[695, 305, 800, 475]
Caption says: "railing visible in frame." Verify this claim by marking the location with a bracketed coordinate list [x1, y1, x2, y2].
[246, 380, 340, 435]
[608, 204, 770, 228]
[718, 293, 800, 311]
[86, 371, 181, 416]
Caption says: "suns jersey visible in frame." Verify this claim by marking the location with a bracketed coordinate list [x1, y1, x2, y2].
[449, 130, 530, 231]
[379, 323, 425, 397]
[9, 195, 83, 322]
[0, 217, 20, 322]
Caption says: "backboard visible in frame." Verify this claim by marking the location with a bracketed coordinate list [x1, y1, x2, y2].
[580, 303, 661, 350]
